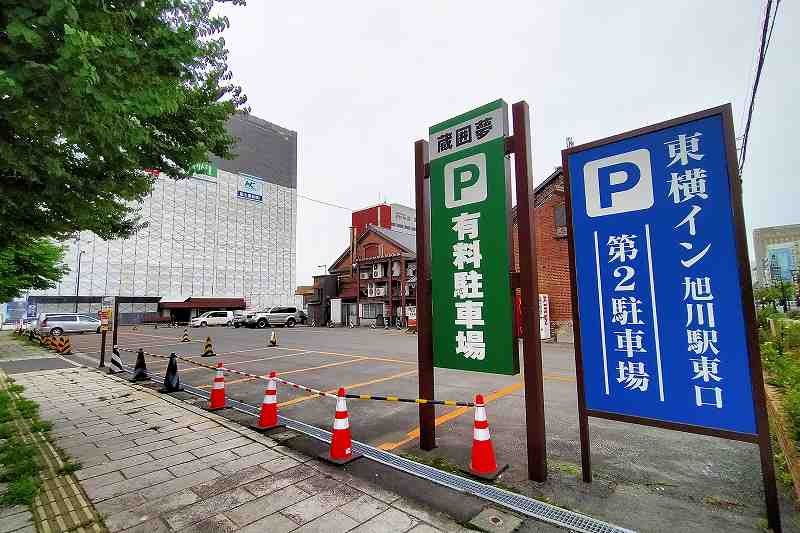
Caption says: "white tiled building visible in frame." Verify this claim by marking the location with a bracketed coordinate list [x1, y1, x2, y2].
[30, 114, 298, 314]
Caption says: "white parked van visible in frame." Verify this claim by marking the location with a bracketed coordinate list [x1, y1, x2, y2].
[190, 311, 234, 328]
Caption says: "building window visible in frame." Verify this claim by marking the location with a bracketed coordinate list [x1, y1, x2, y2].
[364, 243, 379, 257]
[361, 303, 383, 319]
[553, 204, 567, 238]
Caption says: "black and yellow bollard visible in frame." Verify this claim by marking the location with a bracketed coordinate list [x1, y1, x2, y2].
[130, 348, 149, 382]
[201, 337, 215, 357]
[180, 328, 191, 343]
[159, 353, 182, 393]
[269, 331, 277, 347]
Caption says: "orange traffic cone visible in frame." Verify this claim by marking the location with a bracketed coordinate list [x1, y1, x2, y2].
[253, 372, 283, 431]
[324, 388, 361, 465]
[468, 394, 506, 479]
[207, 362, 226, 411]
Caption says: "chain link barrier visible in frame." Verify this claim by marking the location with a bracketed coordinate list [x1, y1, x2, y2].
[118, 347, 475, 407]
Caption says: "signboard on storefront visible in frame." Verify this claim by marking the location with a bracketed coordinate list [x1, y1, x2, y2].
[564, 106, 761, 435]
[100, 296, 115, 333]
[237, 174, 264, 202]
[428, 100, 517, 375]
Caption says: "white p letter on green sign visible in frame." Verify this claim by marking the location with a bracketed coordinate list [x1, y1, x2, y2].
[444, 153, 487, 208]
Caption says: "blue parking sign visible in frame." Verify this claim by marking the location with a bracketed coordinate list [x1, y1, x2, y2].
[564, 106, 760, 435]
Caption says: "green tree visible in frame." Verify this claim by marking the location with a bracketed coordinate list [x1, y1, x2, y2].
[0, 0, 248, 246]
[0, 239, 67, 302]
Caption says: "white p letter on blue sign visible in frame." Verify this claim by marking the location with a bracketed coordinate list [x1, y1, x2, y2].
[583, 149, 653, 217]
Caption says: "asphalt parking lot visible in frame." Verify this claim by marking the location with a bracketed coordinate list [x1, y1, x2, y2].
[62, 325, 798, 532]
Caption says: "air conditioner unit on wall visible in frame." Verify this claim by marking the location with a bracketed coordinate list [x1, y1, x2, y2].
[375, 287, 386, 296]
[373, 264, 383, 278]
[360, 271, 370, 279]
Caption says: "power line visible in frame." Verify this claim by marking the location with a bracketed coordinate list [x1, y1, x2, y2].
[738, 0, 781, 173]
[296, 192, 353, 211]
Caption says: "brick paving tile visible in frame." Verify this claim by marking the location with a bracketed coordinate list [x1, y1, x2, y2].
[280, 483, 362, 526]
[120, 451, 197, 479]
[105, 488, 201, 532]
[260, 454, 302, 474]
[337, 493, 390, 523]
[141, 468, 222, 500]
[190, 436, 252, 458]
[80, 470, 125, 491]
[241, 464, 318, 498]
[290, 509, 360, 533]
[167, 450, 240, 477]
[166, 487, 256, 530]
[178, 513, 240, 533]
[148, 437, 218, 459]
[94, 493, 148, 516]
[237, 512, 299, 533]
[349, 508, 419, 533]
[85, 469, 174, 501]
[211, 448, 282, 474]
[0, 509, 34, 533]
[191, 464, 272, 499]
[224, 485, 310, 527]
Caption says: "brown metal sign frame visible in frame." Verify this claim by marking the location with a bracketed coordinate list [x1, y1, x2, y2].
[414, 100, 548, 482]
[561, 104, 780, 532]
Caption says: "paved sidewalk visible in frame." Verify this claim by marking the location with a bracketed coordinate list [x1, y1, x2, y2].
[12, 367, 471, 533]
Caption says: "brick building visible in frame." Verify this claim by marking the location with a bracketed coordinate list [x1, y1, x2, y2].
[512, 167, 573, 341]
[309, 170, 573, 340]
[308, 225, 416, 327]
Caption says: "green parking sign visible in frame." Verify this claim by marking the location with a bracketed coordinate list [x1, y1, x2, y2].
[428, 100, 518, 375]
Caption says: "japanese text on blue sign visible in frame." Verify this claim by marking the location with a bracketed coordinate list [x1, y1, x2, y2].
[566, 112, 757, 434]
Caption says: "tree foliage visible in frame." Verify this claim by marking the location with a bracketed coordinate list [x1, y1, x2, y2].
[0, 0, 248, 247]
[0, 239, 67, 302]
[754, 282, 797, 307]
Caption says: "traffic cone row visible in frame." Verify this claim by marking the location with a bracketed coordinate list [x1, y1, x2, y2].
[207, 362, 226, 410]
[202, 337, 215, 357]
[180, 328, 191, 343]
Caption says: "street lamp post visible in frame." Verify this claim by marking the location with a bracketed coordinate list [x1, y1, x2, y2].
[75, 250, 86, 313]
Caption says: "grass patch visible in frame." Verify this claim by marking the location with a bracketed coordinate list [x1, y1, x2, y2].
[57, 461, 82, 476]
[0, 383, 45, 506]
[400, 453, 463, 476]
[551, 460, 581, 477]
[0, 434, 41, 505]
[29, 418, 52, 433]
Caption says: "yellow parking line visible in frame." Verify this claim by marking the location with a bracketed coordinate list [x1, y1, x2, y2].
[376, 382, 523, 451]
[279, 369, 418, 408]
[198, 357, 370, 388]
[178, 351, 314, 373]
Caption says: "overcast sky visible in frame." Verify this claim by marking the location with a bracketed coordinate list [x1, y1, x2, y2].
[216, 1, 798, 286]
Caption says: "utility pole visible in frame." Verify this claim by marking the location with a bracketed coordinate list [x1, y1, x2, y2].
[74, 236, 86, 313]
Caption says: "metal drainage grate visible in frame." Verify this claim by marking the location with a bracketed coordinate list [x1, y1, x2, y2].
[127, 366, 634, 533]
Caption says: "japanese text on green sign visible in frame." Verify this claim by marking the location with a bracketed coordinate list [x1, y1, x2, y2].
[428, 100, 518, 375]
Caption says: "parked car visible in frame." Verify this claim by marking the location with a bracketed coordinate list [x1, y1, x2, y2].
[232, 311, 248, 328]
[190, 310, 234, 328]
[246, 306, 306, 328]
[34, 313, 101, 336]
